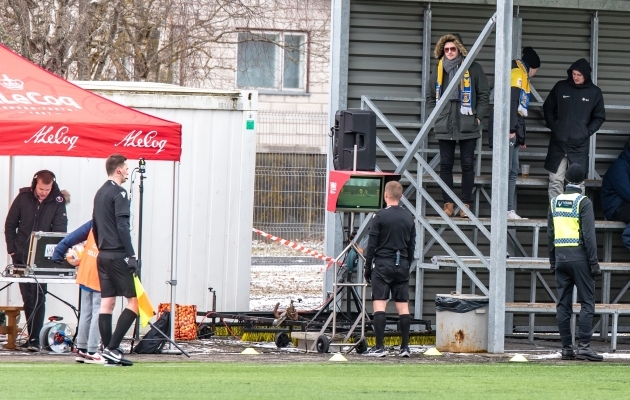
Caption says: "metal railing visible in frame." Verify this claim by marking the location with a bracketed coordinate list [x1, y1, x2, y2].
[253, 110, 329, 240]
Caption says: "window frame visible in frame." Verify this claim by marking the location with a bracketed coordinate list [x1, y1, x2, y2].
[236, 30, 309, 93]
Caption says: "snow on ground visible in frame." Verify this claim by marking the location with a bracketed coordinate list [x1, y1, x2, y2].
[250, 240, 326, 312]
[250, 265, 324, 311]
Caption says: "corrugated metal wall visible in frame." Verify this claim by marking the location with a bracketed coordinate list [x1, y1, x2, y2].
[0, 90, 256, 328]
[347, 1, 630, 329]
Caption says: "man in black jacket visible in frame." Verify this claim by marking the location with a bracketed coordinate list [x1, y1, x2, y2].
[548, 164, 602, 362]
[543, 58, 606, 199]
[4, 170, 68, 351]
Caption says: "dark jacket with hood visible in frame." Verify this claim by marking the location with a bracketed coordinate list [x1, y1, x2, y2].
[601, 140, 630, 220]
[487, 59, 530, 148]
[426, 33, 491, 141]
[4, 183, 68, 264]
[543, 58, 606, 173]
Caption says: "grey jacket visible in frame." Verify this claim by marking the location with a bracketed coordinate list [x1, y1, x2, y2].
[426, 61, 490, 141]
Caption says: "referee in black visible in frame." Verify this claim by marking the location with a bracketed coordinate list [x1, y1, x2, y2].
[94, 154, 139, 366]
[363, 180, 416, 357]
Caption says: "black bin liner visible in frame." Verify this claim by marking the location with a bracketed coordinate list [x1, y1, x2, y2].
[435, 296, 489, 313]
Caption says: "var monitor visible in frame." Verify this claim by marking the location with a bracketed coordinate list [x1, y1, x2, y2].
[327, 170, 401, 213]
[335, 176, 384, 212]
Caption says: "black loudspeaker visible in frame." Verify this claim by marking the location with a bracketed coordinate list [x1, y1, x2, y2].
[333, 110, 377, 171]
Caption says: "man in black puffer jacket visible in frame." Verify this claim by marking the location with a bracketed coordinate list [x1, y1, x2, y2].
[543, 58, 606, 200]
[4, 170, 68, 351]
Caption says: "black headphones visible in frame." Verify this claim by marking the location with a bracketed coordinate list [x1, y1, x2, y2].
[31, 170, 56, 190]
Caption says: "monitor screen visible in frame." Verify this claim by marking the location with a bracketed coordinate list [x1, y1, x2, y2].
[335, 177, 384, 212]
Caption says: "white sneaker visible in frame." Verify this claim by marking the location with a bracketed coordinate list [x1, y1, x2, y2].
[507, 210, 525, 220]
[84, 352, 106, 364]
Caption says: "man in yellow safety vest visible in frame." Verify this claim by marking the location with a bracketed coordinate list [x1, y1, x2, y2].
[548, 163, 602, 361]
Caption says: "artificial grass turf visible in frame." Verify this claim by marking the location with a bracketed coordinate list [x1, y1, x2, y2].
[2, 362, 630, 399]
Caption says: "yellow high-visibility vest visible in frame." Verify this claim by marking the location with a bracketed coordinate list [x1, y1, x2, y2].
[551, 192, 586, 247]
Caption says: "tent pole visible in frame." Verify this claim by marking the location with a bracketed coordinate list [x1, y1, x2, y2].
[163, 161, 181, 352]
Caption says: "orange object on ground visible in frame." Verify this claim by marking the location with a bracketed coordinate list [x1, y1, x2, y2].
[158, 303, 197, 340]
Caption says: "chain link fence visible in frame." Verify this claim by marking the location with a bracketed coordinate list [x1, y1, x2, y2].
[253, 110, 329, 241]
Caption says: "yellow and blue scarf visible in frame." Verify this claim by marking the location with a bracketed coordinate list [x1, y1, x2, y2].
[436, 58, 473, 115]
[510, 59, 531, 117]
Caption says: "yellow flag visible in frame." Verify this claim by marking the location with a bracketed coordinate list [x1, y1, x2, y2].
[134, 275, 155, 328]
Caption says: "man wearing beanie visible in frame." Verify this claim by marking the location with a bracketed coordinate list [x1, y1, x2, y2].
[490, 46, 540, 219]
[426, 33, 490, 218]
[543, 58, 606, 199]
[548, 163, 602, 362]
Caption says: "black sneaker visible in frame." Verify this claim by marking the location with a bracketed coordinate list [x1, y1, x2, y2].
[102, 348, 133, 366]
[561, 346, 576, 360]
[399, 347, 411, 358]
[363, 346, 387, 357]
[18, 342, 29, 351]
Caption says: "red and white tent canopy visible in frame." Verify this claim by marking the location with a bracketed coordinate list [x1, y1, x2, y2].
[0, 44, 182, 161]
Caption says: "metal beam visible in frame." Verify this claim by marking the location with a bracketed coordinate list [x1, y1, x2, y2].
[324, 0, 351, 298]
[396, 14, 497, 175]
[488, 0, 512, 354]
[588, 11, 599, 179]
[393, 0, 630, 12]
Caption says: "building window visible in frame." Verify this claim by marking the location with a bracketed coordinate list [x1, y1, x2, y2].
[237, 32, 306, 91]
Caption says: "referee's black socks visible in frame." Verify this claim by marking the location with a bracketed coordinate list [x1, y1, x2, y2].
[108, 308, 138, 350]
[99, 314, 113, 349]
[399, 314, 411, 349]
[373, 311, 386, 349]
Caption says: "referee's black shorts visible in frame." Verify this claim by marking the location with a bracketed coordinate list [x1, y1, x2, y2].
[371, 260, 410, 302]
[97, 255, 136, 298]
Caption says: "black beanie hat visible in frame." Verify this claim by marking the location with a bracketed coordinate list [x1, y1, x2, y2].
[565, 164, 585, 184]
[521, 47, 540, 69]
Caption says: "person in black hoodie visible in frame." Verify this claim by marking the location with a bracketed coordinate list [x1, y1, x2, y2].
[543, 58, 606, 199]
[4, 170, 68, 351]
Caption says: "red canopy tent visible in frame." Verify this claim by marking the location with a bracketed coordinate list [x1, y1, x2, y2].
[0, 44, 184, 346]
[0, 44, 181, 161]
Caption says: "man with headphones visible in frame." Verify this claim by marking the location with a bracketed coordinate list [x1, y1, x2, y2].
[4, 170, 68, 351]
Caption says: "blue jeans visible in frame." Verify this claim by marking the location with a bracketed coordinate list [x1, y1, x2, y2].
[508, 136, 520, 211]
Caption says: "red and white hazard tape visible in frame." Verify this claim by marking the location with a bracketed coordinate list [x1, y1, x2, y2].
[252, 228, 341, 269]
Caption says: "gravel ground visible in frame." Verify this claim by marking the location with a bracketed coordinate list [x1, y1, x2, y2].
[2, 337, 630, 363]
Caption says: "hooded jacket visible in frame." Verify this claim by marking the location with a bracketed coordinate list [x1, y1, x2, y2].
[426, 33, 491, 141]
[542, 58, 606, 173]
[601, 141, 630, 220]
[4, 183, 68, 263]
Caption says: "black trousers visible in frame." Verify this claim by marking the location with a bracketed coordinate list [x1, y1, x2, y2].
[13, 253, 47, 344]
[18, 282, 47, 344]
[555, 258, 595, 347]
[439, 138, 477, 204]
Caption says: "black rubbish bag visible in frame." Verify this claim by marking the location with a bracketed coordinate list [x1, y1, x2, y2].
[133, 311, 171, 354]
[435, 296, 489, 313]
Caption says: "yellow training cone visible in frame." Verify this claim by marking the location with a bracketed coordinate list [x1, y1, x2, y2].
[509, 354, 528, 362]
[423, 347, 442, 356]
[329, 353, 348, 362]
[241, 348, 259, 355]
